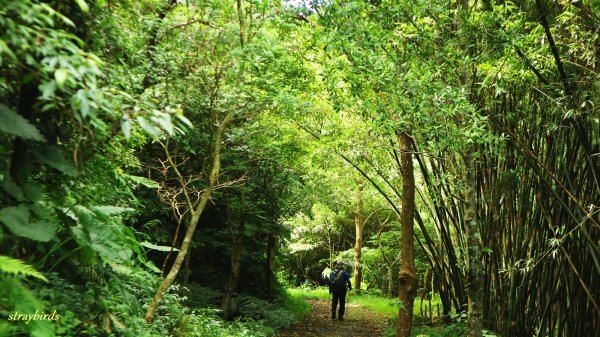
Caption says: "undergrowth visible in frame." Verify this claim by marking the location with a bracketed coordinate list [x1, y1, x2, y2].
[383, 318, 500, 337]
[2, 267, 306, 337]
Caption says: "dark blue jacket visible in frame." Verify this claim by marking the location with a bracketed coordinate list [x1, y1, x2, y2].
[329, 269, 352, 292]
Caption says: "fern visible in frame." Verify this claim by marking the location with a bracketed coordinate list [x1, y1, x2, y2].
[0, 256, 48, 282]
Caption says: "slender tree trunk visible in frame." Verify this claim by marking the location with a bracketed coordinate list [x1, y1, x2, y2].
[220, 232, 244, 319]
[327, 222, 333, 269]
[144, 113, 233, 323]
[377, 222, 397, 298]
[353, 174, 364, 291]
[182, 249, 191, 286]
[266, 234, 277, 299]
[388, 265, 394, 298]
[456, 2, 483, 332]
[396, 132, 416, 337]
[10, 82, 39, 181]
[221, 192, 247, 320]
[465, 152, 483, 337]
[236, 0, 245, 48]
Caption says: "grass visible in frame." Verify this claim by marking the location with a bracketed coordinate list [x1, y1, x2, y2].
[287, 287, 330, 300]
[287, 287, 500, 337]
[282, 287, 312, 319]
[287, 286, 444, 318]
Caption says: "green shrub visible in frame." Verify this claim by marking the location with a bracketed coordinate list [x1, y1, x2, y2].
[182, 283, 222, 308]
[237, 291, 309, 330]
[384, 319, 447, 337]
[383, 319, 496, 337]
[3, 262, 305, 337]
[18, 267, 282, 337]
[442, 323, 467, 337]
[412, 326, 444, 337]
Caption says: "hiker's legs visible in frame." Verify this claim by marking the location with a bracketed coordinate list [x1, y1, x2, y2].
[338, 291, 347, 319]
[331, 293, 340, 318]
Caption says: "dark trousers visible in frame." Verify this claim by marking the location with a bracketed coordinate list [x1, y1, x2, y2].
[331, 290, 347, 318]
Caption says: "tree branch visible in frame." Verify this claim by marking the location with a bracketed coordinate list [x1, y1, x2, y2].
[535, 0, 573, 95]
[515, 48, 550, 86]
[165, 18, 224, 33]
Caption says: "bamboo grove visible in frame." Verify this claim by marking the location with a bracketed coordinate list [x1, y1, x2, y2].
[288, 0, 600, 336]
[408, 2, 600, 336]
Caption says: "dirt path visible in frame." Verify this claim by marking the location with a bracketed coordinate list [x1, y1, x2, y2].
[278, 299, 390, 337]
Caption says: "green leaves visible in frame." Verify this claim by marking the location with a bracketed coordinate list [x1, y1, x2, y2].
[1, 0, 110, 135]
[67, 206, 133, 263]
[0, 39, 16, 62]
[90, 206, 135, 215]
[0, 256, 48, 282]
[73, 0, 90, 13]
[137, 116, 161, 138]
[0, 206, 57, 242]
[140, 241, 178, 252]
[32, 146, 77, 176]
[175, 114, 193, 129]
[151, 112, 173, 136]
[0, 104, 45, 141]
[54, 68, 69, 90]
[121, 116, 132, 140]
[123, 174, 160, 188]
[0, 277, 55, 337]
[133, 108, 193, 140]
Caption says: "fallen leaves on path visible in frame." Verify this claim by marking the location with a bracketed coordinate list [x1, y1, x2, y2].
[278, 299, 389, 337]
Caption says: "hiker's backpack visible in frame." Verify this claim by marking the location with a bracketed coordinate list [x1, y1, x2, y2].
[330, 269, 346, 291]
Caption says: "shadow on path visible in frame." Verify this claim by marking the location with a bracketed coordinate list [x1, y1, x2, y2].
[278, 299, 389, 337]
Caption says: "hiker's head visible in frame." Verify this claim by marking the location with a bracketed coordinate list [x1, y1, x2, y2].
[334, 260, 346, 269]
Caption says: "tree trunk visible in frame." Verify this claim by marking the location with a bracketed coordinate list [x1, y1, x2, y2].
[396, 131, 416, 337]
[353, 174, 364, 291]
[10, 82, 39, 181]
[266, 233, 277, 299]
[327, 223, 333, 269]
[144, 113, 233, 323]
[377, 221, 397, 298]
[221, 192, 247, 320]
[220, 233, 244, 320]
[464, 152, 483, 337]
[236, 0, 245, 48]
[182, 249, 191, 286]
[388, 265, 394, 298]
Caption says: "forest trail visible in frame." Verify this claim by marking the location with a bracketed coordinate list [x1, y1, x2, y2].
[278, 299, 389, 337]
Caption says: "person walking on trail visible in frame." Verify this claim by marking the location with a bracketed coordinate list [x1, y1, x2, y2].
[329, 260, 352, 321]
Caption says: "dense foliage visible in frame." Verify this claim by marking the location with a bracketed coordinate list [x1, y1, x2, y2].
[1, 0, 598, 337]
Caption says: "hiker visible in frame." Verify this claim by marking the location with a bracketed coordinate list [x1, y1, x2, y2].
[329, 260, 352, 320]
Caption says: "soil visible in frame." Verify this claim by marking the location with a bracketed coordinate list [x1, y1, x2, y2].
[278, 299, 390, 337]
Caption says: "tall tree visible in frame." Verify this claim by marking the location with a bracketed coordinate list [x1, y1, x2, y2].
[395, 132, 416, 337]
[144, 113, 233, 322]
[221, 191, 247, 320]
[353, 174, 364, 291]
[464, 153, 483, 337]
